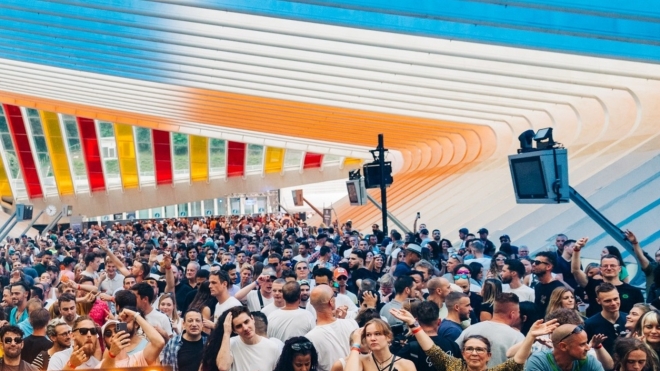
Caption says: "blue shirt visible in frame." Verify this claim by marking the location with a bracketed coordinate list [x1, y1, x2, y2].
[10, 306, 28, 326]
[162, 332, 208, 371]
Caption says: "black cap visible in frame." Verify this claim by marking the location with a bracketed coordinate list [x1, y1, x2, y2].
[459, 228, 469, 234]
[478, 228, 488, 234]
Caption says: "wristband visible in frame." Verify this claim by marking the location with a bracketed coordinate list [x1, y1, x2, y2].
[134, 312, 141, 320]
[594, 344, 603, 349]
[407, 320, 420, 328]
[350, 346, 360, 353]
[108, 351, 116, 358]
[412, 327, 423, 335]
[68, 361, 77, 369]
[77, 285, 81, 290]
[351, 343, 361, 349]
[165, 266, 172, 270]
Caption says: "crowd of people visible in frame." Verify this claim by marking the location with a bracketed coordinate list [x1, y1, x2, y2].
[0, 212, 658, 371]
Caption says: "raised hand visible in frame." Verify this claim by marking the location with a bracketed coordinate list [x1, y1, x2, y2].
[590, 333, 608, 348]
[389, 308, 415, 326]
[223, 313, 233, 334]
[69, 345, 89, 368]
[335, 305, 348, 319]
[573, 237, 589, 252]
[625, 230, 639, 245]
[528, 319, 559, 338]
[361, 291, 378, 308]
[108, 330, 131, 356]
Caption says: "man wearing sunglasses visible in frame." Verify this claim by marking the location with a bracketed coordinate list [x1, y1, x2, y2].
[524, 324, 603, 371]
[48, 316, 101, 370]
[0, 325, 37, 371]
[532, 252, 565, 314]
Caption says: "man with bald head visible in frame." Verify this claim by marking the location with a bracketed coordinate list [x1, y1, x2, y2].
[305, 285, 358, 371]
[524, 324, 604, 371]
[426, 277, 452, 318]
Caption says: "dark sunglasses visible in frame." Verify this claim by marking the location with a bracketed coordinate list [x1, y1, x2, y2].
[336, 276, 348, 281]
[103, 330, 114, 338]
[4, 337, 22, 344]
[74, 327, 98, 336]
[532, 260, 549, 266]
[291, 342, 313, 351]
[559, 325, 583, 343]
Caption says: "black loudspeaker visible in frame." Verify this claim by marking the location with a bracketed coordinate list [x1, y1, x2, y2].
[363, 162, 393, 189]
[299, 212, 307, 221]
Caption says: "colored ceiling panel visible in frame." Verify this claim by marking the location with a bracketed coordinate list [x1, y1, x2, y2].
[343, 158, 363, 166]
[2, 104, 43, 198]
[189, 135, 208, 182]
[152, 129, 173, 185]
[114, 123, 139, 189]
[0, 151, 13, 198]
[264, 147, 284, 174]
[227, 141, 246, 177]
[76, 117, 106, 192]
[303, 153, 324, 169]
[40, 111, 74, 195]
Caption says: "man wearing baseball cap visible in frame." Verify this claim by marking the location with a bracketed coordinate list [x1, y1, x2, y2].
[393, 244, 422, 277]
[333, 267, 357, 305]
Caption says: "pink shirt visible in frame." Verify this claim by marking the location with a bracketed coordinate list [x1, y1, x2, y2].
[95, 351, 154, 368]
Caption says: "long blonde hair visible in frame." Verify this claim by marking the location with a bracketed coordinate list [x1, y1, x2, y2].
[158, 293, 179, 322]
[546, 287, 576, 315]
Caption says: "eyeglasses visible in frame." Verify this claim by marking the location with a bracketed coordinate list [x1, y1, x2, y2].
[532, 260, 549, 266]
[296, 266, 308, 270]
[74, 327, 98, 336]
[495, 258, 506, 262]
[291, 342, 313, 351]
[57, 330, 72, 337]
[463, 346, 487, 354]
[4, 337, 22, 344]
[454, 274, 469, 280]
[559, 325, 583, 343]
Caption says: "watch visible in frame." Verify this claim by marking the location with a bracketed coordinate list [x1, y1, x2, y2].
[408, 320, 420, 328]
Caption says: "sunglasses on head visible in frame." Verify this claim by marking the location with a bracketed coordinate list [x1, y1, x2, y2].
[291, 342, 313, 351]
[4, 337, 22, 344]
[74, 327, 98, 336]
[559, 325, 584, 343]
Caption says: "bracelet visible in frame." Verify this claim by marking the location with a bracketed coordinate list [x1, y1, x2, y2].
[77, 284, 80, 290]
[165, 266, 172, 270]
[412, 327, 423, 335]
[134, 312, 141, 320]
[594, 344, 603, 349]
[108, 351, 116, 358]
[68, 361, 77, 369]
[351, 343, 361, 349]
[350, 346, 360, 353]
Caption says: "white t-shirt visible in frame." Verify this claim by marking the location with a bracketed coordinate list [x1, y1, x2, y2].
[306, 319, 359, 371]
[306, 293, 357, 320]
[292, 254, 309, 263]
[145, 309, 173, 337]
[229, 336, 283, 371]
[260, 302, 284, 317]
[246, 290, 274, 312]
[214, 296, 243, 323]
[48, 347, 100, 371]
[267, 308, 315, 342]
[503, 283, 535, 302]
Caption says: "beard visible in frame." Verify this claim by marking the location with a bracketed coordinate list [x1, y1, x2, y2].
[3, 346, 21, 359]
[301, 294, 310, 302]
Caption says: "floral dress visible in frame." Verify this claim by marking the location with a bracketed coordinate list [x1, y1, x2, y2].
[424, 345, 524, 371]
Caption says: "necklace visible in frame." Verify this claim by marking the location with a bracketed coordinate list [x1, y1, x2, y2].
[372, 353, 394, 371]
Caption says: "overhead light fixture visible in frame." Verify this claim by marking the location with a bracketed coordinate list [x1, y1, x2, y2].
[517, 130, 535, 153]
[534, 127, 555, 150]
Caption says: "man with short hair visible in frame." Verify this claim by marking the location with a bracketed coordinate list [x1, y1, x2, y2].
[22, 308, 52, 363]
[554, 234, 568, 255]
[464, 240, 491, 274]
[397, 301, 461, 371]
[347, 250, 370, 294]
[48, 316, 101, 370]
[477, 228, 496, 256]
[81, 252, 101, 283]
[17, 298, 43, 337]
[267, 253, 283, 278]
[292, 241, 310, 263]
[305, 285, 358, 371]
[43, 319, 71, 370]
[122, 275, 137, 291]
[426, 277, 452, 317]
[100, 257, 124, 295]
[584, 282, 626, 355]
[438, 292, 471, 342]
[571, 237, 643, 316]
[0, 325, 38, 371]
[261, 279, 286, 316]
[217, 306, 283, 371]
[524, 324, 604, 371]
[502, 259, 535, 302]
[455, 293, 525, 368]
[380, 276, 416, 326]
[235, 266, 276, 312]
[267, 281, 315, 342]
[518, 245, 529, 258]
[299, 280, 311, 309]
[131, 282, 173, 339]
[209, 270, 242, 323]
[532, 251, 565, 314]
[393, 244, 422, 277]
[10, 282, 29, 325]
[552, 239, 581, 290]
[162, 310, 208, 371]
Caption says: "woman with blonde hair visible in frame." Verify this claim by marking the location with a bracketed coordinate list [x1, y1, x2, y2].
[545, 287, 579, 316]
[634, 310, 660, 357]
[158, 293, 182, 334]
[479, 279, 502, 321]
[626, 303, 652, 336]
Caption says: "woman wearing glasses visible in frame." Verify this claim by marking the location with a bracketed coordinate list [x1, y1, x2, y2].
[487, 252, 508, 280]
[273, 336, 319, 371]
[387, 308, 558, 371]
[294, 261, 311, 281]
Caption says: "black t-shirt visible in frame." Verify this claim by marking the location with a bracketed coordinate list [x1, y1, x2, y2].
[177, 337, 205, 371]
[175, 281, 195, 312]
[348, 267, 372, 294]
[584, 278, 644, 317]
[534, 280, 565, 314]
[479, 303, 493, 319]
[584, 312, 627, 355]
[397, 335, 462, 371]
[21, 335, 52, 363]
[552, 255, 581, 290]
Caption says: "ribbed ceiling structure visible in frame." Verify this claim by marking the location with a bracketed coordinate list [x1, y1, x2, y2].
[0, 0, 659, 256]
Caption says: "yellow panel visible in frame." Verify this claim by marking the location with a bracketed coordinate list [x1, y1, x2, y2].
[343, 157, 363, 166]
[40, 111, 75, 195]
[264, 147, 284, 173]
[114, 124, 139, 189]
[0, 152, 13, 198]
[189, 135, 208, 182]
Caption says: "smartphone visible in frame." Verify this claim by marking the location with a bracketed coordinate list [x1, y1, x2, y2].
[115, 322, 128, 333]
[416, 212, 421, 218]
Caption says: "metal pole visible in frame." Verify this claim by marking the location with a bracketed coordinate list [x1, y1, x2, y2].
[568, 186, 644, 287]
[366, 194, 410, 234]
[19, 209, 45, 237]
[41, 212, 63, 237]
[0, 219, 19, 242]
[302, 197, 323, 216]
[0, 211, 17, 236]
[378, 134, 388, 235]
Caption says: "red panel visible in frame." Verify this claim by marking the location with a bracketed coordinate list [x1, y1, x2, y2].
[76, 117, 106, 192]
[303, 153, 324, 169]
[2, 104, 43, 198]
[227, 141, 246, 177]
[152, 130, 173, 185]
